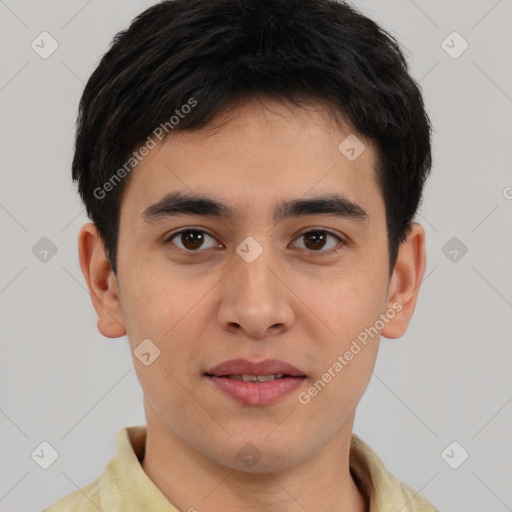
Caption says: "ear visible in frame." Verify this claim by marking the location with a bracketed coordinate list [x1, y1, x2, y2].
[78, 222, 126, 338]
[381, 222, 426, 339]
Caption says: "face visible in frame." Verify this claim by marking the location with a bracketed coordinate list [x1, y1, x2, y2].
[81, 97, 424, 473]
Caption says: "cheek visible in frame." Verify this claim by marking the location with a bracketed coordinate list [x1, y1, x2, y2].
[300, 287, 383, 419]
[307, 270, 387, 389]
[318, 269, 388, 336]
[118, 258, 211, 341]
[117, 263, 212, 393]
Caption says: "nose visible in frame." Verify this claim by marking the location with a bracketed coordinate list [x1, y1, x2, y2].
[216, 245, 295, 339]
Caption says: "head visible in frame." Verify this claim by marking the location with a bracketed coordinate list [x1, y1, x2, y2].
[76, 0, 431, 473]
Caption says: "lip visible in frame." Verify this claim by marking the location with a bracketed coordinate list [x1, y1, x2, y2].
[205, 358, 306, 378]
[204, 358, 306, 406]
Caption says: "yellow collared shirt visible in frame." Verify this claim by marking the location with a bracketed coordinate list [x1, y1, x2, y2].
[44, 425, 437, 511]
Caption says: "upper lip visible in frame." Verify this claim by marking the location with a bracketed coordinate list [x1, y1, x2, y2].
[205, 358, 306, 377]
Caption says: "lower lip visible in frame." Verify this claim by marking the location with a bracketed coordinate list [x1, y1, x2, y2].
[206, 375, 305, 405]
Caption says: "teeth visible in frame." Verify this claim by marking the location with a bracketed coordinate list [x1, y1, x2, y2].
[255, 374, 280, 382]
[228, 374, 286, 382]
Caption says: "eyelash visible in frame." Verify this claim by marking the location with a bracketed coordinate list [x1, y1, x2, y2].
[164, 227, 346, 255]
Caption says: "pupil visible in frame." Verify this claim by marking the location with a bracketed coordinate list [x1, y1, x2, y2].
[305, 232, 326, 250]
[183, 231, 204, 250]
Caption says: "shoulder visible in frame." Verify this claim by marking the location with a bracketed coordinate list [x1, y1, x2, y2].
[43, 477, 101, 512]
[42, 426, 146, 511]
[395, 479, 438, 511]
[350, 434, 438, 512]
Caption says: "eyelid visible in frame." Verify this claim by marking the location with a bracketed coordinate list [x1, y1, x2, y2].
[291, 227, 347, 252]
[164, 226, 216, 241]
[294, 226, 346, 241]
[164, 227, 221, 246]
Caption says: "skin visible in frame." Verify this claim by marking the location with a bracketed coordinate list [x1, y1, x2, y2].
[78, 97, 426, 512]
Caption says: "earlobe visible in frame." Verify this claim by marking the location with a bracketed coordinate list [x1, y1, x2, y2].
[381, 222, 426, 340]
[78, 222, 126, 338]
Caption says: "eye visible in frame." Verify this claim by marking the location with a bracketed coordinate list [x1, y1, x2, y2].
[164, 228, 345, 254]
[165, 229, 221, 252]
[292, 230, 344, 252]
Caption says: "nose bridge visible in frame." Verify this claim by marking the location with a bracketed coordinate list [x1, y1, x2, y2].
[236, 240, 278, 294]
[217, 236, 294, 337]
[233, 236, 282, 308]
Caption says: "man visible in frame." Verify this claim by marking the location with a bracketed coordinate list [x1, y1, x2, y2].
[45, 0, 437, 510]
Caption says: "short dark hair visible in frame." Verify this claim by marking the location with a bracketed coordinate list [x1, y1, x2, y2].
[72, 0, 432, 276]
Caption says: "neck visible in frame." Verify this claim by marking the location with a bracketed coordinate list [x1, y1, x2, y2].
[140, 405, 368, 512]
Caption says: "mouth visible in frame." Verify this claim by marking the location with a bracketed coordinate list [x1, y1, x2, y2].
[205, 358, 306, 379]
[213, 373, 295, 382]
[204, 359, 306, 405]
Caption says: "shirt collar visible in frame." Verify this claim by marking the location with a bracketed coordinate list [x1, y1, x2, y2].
[104, 425, 430, 512]
[105, 425, 179, 512]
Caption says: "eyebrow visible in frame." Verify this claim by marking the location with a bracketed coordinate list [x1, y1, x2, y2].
[141, 191, 368, 224]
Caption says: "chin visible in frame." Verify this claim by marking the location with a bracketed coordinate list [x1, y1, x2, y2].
[213, 436, 307, 474]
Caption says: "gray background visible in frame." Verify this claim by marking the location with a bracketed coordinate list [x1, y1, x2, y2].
[1, 1, 511, 511]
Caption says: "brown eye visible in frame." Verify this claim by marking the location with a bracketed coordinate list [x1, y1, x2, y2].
[294, 230, 343, 252]
[167, 229, 219, 251]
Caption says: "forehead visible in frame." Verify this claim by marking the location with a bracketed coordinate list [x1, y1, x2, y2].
[120, 97, 383, 224]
